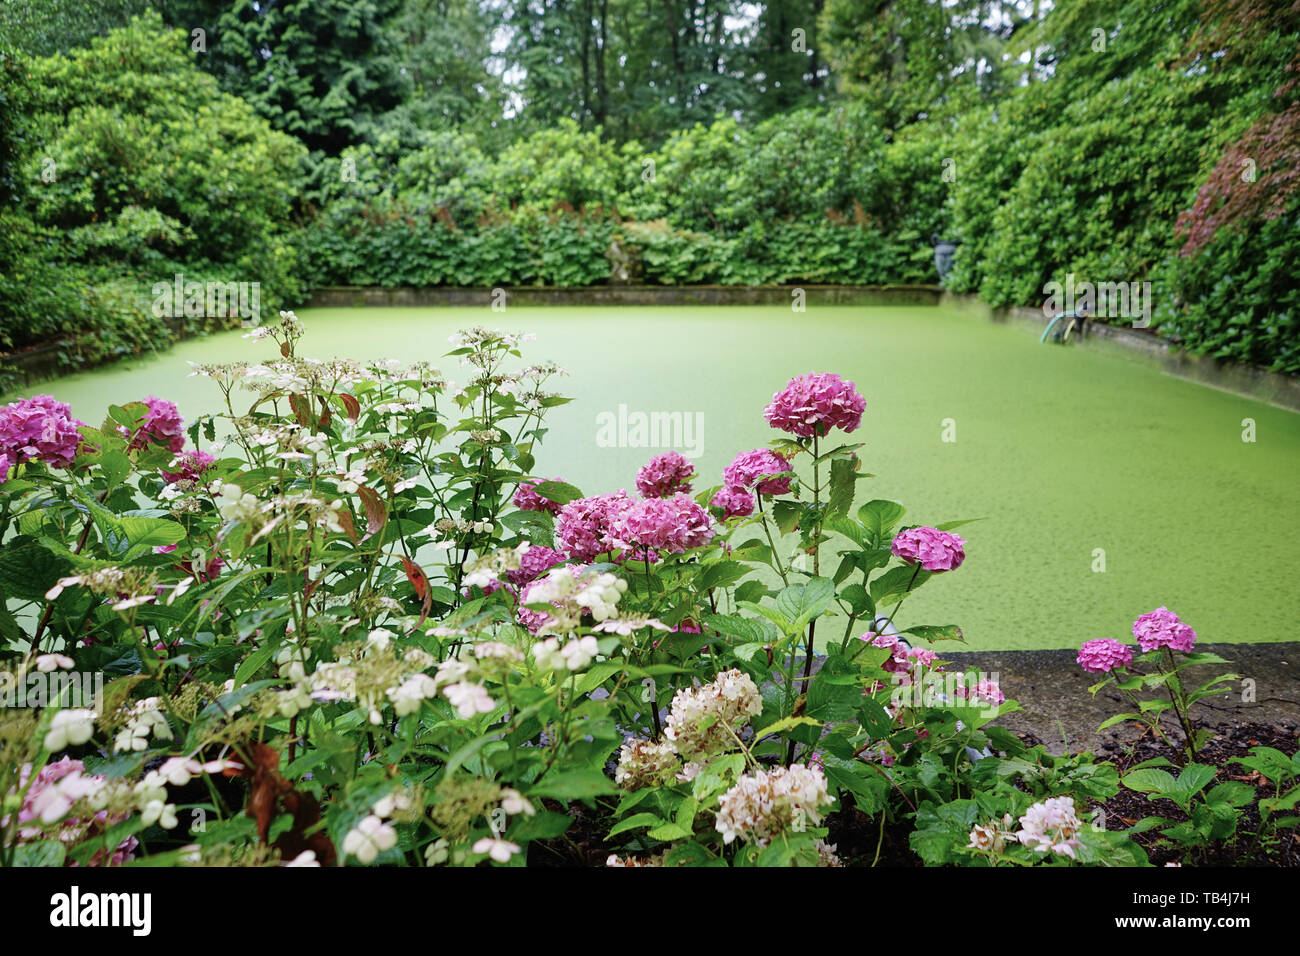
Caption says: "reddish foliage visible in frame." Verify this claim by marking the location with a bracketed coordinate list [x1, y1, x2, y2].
[338, 393, 361, 421]
[356, 485, 387, 540]
[1175, 104, 1300, 256]
[1177, 0, 1300, 256]
[401, 555, 433, 626]
[231, 741, 338, 866]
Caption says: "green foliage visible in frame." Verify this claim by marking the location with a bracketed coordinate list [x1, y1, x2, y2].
[0, 321, 1152, 868]
[0, 13, 307, 368]
[156, 0, 408, 154]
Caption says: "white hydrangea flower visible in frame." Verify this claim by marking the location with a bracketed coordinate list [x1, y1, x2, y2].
[442, 681, 496, 720]
[388, 674, 438, 717]
[615, 738, 679, 790]
[343, 815, 398, 865]
[373, 791, 413, 819]
[43, 709, 95, 752]
[158, 757, 203, 787]
[500, 789, 535, 817]
[715, 764, 833, 847]
[277, 685, 314, 718]
[663, 669, 762, 759]
[113, 698, 173, 753]
[559, 635, 599, 670]
[472, 837, 521, 864]
[140, 799, 179, 830]
[425, 838, 450, 865]
[1016, 796, 1083, 859]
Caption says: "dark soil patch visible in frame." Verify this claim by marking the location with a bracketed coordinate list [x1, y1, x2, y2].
[1093, 720, 1300, 866]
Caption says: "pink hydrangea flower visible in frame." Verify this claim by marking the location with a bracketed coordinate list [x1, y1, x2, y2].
[514, 478, 566, 516]
[507, 545, 566, 587]
[722, 448, 793, 496]
[123, 397, 185, 453]
[711, 485, 756, 519]
[890, 526, 966, 572]
[955, 678, 1005, 707]
[862, 632, 910, 674]
[763, 372, 865, 438]
[609, 493, 715, 556]
[906, 646, 940, 670]
[1132, 607, 1197, 653]
[160, 449, 216, 484]
[1016, 796, 1082, 859]
[556, 491, 635, 562]
[14, 757, 137, 866]
[0, 451, 12, 485]
[0, 395, 84, 469]
[1077, 638, 1134, 673]
[635, 452, 695, 499]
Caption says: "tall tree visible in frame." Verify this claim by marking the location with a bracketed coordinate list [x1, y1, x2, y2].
[156, 0, 409, 153]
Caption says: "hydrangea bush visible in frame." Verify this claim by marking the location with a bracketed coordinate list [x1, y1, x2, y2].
[0, 316, 1237, 867]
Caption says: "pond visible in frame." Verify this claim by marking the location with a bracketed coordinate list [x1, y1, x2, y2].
[13, 303, 1300, 652]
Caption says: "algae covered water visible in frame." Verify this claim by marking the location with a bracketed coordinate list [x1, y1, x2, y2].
[16, 304, 1300, 651]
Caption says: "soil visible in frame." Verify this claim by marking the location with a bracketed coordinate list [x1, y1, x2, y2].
[1092, 720, 1300, 867]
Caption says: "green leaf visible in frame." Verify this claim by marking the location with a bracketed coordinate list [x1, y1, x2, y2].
[100, 450, 132, 488]
[608, 813, 665, 838]
[705, 612, 780, 645]
[12, 840, 65, 867]
[232, 644, 277, 687]
[1205, 781, 1255, 809]
[824, 516, 867, 547]
[827, 457, 859, 518]
[0, 537, 70, 601]
[698, 561, 748, 591]
[857, 500, 906, 542]
[771, 500, 801, 534]
[74, 491, 185, 560]
[870, 565, 931, 606]
[1122, 768, 1177, 794]
[646, 822, 693, 841]
[934, 518, 984, 532]
[899, 624, 964, 643]
[823, 763, 888, 815]
[753, 715, 822, 740]
[838, 583, 873, 616]
[807, 671, 863, 721]
[774, 577, 835, 632]
[1096, 712, 1143, 731]
[736, 601, 793, 636]
[530, 767, 619, 800]
[1173, 764, 1216, 797]
[529, 481, 584, 505]
[1259, 785, 1300, 818]
[509, 810, 573, 842]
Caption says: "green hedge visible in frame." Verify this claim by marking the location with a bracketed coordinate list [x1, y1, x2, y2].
[4, 9, 1299, 379]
